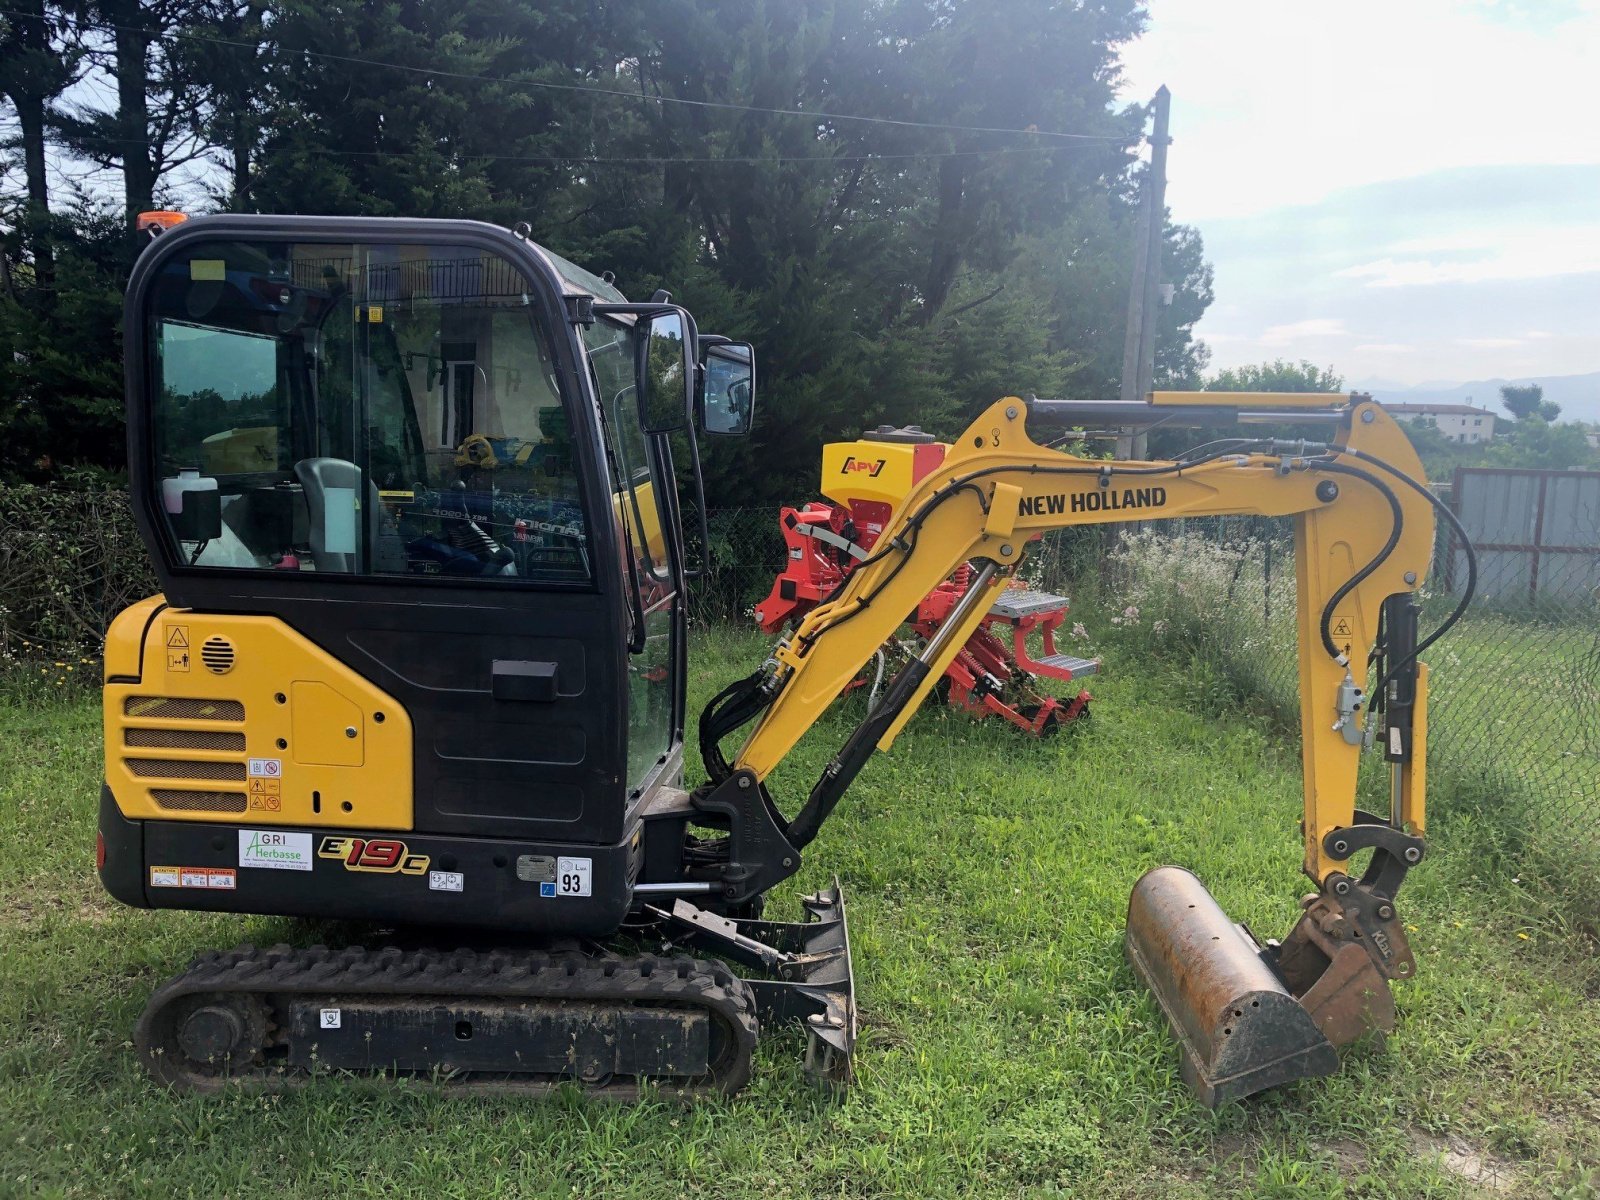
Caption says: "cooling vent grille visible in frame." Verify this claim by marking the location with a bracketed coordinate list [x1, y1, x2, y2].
[124, 728, 246, 751]
[150, 789, 248, 814]
[126, 758, 246, 782]
[124, 697, 244, 721]
[200, 637, 235, 674]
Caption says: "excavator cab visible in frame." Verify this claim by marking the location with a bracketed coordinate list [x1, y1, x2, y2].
[110, 217, 710, 913]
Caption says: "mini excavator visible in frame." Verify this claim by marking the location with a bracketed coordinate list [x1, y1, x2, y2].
[97, 212, 1464, 1106]
[755, 427, 1096, 736]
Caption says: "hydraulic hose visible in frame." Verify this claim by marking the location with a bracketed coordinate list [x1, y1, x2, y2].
[1334, 444, 1479, 694]
[1301, 459, 1405, 662]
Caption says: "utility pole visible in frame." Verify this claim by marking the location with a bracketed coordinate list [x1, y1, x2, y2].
[1117, 85, 1172, 460]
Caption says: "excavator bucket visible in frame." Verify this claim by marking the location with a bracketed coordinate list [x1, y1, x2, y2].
[1125, 866, 1344, 1107]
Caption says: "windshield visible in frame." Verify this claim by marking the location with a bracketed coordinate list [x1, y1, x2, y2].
[145, 238, 590, 583]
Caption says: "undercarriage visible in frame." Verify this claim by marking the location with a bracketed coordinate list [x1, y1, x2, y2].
[136, 886, 855, 1096]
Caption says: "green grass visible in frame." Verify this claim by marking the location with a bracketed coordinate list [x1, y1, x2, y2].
[3, 628, 1599, 1199]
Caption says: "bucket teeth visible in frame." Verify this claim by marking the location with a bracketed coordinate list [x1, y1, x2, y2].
[1126, 866, 1347, 1107]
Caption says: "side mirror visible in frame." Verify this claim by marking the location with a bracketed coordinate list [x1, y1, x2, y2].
[699, 341, 757, 436]
[636, 310, 692, 434]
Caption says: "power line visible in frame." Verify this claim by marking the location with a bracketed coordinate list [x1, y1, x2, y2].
[53, 129, 1078, 167]
[0, 4, 1133, 147]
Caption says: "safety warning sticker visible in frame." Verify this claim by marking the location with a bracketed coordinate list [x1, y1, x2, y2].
[163, 625, 192, 673]
[247, 777, 282, 811]
[1330, 615, 1355, 638]
[428, 870, 464, 893]
[247, 758, 282, 778]
[150, 866, 236, 890]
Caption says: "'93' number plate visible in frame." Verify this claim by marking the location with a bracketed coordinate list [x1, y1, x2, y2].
[540, 856, 592, 898]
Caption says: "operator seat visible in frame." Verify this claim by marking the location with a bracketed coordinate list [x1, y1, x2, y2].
[293, 457, 406, 573]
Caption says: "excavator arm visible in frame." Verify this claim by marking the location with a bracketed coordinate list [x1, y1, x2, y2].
[695, 391, 1452, 1105]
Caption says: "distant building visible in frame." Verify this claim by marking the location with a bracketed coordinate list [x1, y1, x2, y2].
[1381, 402, 1497, 444]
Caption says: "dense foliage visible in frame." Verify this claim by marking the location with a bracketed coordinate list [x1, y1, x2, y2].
[1, 0, 1214, 503]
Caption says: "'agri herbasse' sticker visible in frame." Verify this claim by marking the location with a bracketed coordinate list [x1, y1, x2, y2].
[239, 829, 313, 871]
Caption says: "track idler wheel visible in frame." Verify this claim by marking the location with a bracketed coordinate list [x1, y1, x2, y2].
[138, 991, 269, 1089]
[1127, 867, 1350, 1107]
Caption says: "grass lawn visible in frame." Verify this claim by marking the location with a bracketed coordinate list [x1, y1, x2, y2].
[2, 627, 1598, 1199]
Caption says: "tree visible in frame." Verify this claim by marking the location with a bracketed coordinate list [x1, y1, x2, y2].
[176, 0, 271, 210]
[52, 0, 215, 239]
[1500, 383, 1544, 421]
[0, 1, 75, 294]
[1483, 417, 1598, 471]
[1207, 359, 1344, 393]
[0, 0, 1215, 499]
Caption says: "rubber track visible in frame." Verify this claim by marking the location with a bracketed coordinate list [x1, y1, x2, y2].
[135, 943, 759, 1098]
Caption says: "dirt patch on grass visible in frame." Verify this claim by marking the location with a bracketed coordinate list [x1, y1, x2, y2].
[1316, 1138, 1367, 1174]
[1410, 1131, 1519, 1194]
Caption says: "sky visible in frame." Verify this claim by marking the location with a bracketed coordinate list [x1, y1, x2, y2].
[1118, 0, 1600, 388]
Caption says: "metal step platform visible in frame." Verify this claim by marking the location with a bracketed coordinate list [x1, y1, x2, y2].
[1034, 653, 1099, 677]
[988, 589, 1071, 619]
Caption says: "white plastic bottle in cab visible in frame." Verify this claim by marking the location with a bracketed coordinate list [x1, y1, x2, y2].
[162, 466, 217, 515]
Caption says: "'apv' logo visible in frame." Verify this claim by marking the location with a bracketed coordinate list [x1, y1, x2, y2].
[840, 456, 888, 477]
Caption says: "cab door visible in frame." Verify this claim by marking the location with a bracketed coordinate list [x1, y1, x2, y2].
[579, 316, 683, 797]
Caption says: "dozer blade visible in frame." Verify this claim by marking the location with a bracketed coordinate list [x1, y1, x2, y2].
[1126, 866, 1339, 1107]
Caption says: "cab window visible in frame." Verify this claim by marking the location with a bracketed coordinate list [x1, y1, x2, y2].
[146, 240, 588, 582]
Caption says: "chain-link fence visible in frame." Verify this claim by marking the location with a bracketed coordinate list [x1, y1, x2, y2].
[1094, 486, 1600, 915]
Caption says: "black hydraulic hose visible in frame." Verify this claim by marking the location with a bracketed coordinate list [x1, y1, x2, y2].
[1336, 444, 1478, 694]
[699, 669, 772, 784]
[800, 480, 991, 644]
[721, 441, 1420, 853]
[1302, 459, 1405, 662]
[867, 448, 1410, 665]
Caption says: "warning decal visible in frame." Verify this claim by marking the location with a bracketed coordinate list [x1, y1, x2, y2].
[150, 866, 236, 890]
[247, 777, 282, 811]
[1331, 615, 1354, 638]
[164, 625, 192, 673]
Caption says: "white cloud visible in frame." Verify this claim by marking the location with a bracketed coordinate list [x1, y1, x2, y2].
[1353, 343, 1414, 354]
[1259, 318, 1349, 345]
[1334, 226, 1600, 287]
[1119, 1, 1600, 220]
[1459, 337, 1526, 348]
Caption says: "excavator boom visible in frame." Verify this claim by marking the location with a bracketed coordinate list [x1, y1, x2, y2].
[699, 391, 1444, 1104]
